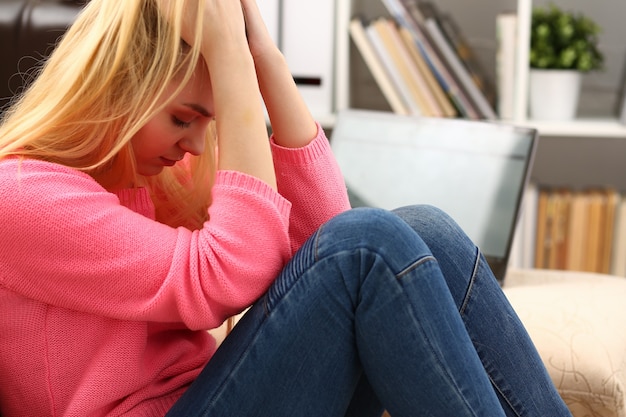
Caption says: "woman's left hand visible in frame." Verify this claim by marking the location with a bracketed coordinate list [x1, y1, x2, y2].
[240, 0, 281, 60]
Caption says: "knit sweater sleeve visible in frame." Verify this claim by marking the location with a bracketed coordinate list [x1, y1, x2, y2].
[271, 123, 351, 253]
[0, 160, 292, 330]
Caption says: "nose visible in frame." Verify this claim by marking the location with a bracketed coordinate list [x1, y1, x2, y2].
[178, 131, 206, 156]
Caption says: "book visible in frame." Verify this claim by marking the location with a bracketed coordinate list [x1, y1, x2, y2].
[610, 195, 626, 276]
[601, 189, 620, 274]
[380, 0, 480, 119]
[366, 18, 423, 115]
[549, 189, 571, 270]
[372, 18, 441, 116]
[397, 26, 457, 118]
[565, 190, 589, 272]
[349, 17, 411, 115]
[584, 190, 605, 273]
[280, 0, 336, 118]
[419, 9, 498, 119]
[496, 13, 518, 120]
[619, 88, 626, 125]
[417, 1, 497, 108]
[534, 188, 549, 269]
[520, 182, 539, 269]
[616, 54, 626, 125]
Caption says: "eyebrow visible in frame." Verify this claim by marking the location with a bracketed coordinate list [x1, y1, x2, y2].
[183, 103, 211, 118]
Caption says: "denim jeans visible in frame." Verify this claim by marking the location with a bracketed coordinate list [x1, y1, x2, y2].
[167, 205, 572, 417]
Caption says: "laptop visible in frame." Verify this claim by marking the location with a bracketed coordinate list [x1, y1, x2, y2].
[330, 109, 538, 283]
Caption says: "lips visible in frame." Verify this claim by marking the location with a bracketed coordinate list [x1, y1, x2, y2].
[160, 157, 178, 167]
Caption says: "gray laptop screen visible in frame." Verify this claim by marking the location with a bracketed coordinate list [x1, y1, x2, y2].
[330, 109, 537, 280]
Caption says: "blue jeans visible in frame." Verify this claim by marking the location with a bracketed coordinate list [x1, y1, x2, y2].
[167, 205, 572, 417]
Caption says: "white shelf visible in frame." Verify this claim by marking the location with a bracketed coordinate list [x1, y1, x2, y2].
[318, 114, 338, 129]
[519, 118, 626, 138]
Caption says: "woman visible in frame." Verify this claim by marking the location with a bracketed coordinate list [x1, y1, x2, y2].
[0, 0, 572, 416]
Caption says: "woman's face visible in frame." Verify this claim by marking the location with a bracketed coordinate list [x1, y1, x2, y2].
[131, 61, 214, 176]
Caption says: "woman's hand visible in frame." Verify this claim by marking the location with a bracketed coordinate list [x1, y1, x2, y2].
[240, 0, 281, 60]
[157, 0, 203, 48]
[158, 0, 249, 59]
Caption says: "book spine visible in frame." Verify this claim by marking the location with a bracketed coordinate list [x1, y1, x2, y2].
[397, 26, 457, 117]
[619, 91, 626, 125]
[366, 19, 423, 116]
[349, 18, 411, 115]
[380, 19, 444, 117]
[423, 18, 497, 120]
[373, 19, 433, 115]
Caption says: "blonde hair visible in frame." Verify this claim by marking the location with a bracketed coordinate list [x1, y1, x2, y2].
[0, 0, 215, 230]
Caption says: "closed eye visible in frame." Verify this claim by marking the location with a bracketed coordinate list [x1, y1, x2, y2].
[172, 115, 192, 129]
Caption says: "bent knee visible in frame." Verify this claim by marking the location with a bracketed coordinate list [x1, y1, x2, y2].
[392, 204, 471, 245]
[317, 207, 428, 258]
[393, 204, 455, 230]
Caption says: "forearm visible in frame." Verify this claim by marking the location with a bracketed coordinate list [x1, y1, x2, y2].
[255, 49, 318, 148]
[195, 0, 277, 190]
[205, 47, 277, 190]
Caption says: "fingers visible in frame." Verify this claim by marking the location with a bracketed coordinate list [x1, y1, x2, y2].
[155, 0, 202, 47]
[239, 0, 279, 58]
[156, 0, 248, 55]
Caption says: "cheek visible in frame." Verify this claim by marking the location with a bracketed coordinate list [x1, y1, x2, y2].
[132, 119, 177, 159]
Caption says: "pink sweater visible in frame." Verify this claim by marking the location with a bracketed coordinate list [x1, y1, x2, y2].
[0, 128, 350, 416]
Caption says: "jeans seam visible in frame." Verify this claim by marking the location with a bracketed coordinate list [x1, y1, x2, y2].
[396, 255, 436, 279]
[458, 248, 524, 417]
[489, 375, 523, 417]
[313, 224, 322, 263]
[458, 247, 480, 315]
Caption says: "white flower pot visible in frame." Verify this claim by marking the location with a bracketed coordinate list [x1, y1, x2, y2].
[529, 69, 582, 121]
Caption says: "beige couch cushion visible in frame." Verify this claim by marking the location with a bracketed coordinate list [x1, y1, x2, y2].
[504, 269, 626, 417]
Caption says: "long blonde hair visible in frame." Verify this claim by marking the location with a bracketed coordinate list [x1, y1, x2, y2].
[0, 0, 215, 230]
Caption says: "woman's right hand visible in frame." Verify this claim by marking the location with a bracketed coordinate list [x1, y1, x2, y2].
[159, 0, 249, 61]
[197, 0, 251, 66]
[157, 0, 202, 47]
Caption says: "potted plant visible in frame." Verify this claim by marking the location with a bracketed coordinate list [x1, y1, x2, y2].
[528, 4, 604, 120]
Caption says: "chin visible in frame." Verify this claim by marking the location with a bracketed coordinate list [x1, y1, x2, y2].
[137, 165, 164, 176]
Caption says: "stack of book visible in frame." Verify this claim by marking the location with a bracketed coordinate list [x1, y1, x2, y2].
[349, 0, 497, 120]
[532, 187, 626, 276]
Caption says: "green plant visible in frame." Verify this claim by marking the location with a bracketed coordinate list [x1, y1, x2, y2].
[530, 4, 604, 72]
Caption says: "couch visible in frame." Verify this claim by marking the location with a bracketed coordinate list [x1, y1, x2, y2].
[0, 0, 86, 114]
[503, 268, 626, 417]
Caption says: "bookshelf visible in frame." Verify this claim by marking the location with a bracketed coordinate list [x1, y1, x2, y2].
[496, 0, 626, 272]
[336, 0, 626, 137]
